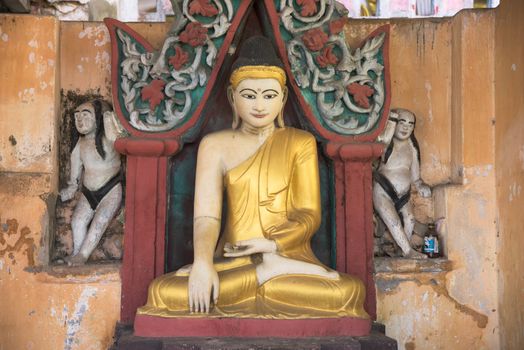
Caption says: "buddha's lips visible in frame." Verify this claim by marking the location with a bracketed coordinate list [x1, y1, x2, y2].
[251, 113, 268, 119]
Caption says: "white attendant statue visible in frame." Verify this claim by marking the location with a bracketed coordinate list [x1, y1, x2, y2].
[373, 109, 431, 259]
[60, 100, 122, 265]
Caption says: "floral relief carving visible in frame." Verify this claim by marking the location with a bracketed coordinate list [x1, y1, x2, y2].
[302, 28, 329, 52]
[179, 22, 208, 47]
[282, 0, 387, 135]
[188, 0, 219, 17]
[141, 79, 167, 111]
[316, 45, 339, 67]
[297, 0, 320, 17]
[168, 46, 190, 70]
[114, 0, 235, 132]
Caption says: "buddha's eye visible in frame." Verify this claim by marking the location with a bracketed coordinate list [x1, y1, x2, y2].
[241, 93, 256, 100]
[263, 94, 278, 100]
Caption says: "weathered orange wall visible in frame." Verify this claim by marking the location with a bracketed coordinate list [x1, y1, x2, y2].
[0, 15, 120, 350]
[495, 0, 524, 348]
[362, 10, 501, 350]
[1, 6, 522, 350]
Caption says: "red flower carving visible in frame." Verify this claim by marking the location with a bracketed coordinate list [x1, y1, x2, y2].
[316, 46, 339, 68]
[168, 46, 190, 70]
[347, 83, 375, 109]
[141, 79, 166, 111]
[302, 28, 328, 52]
[329, 17, 349, 35]
[188, 0, 219, 17]
[297, 0, 319, 17]
[179, 22, 208, 47]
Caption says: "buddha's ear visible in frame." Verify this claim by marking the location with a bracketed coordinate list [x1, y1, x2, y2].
[277, 86, 288, 128]
[227, 85, 240, 129]
[282, 86, 288, 104]
[227, 85, 234, 105]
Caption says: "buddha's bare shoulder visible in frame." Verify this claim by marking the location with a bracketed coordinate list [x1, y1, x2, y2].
[198, 129, 239, 152]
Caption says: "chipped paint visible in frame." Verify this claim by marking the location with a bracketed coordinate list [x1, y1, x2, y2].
[18, 88, 36, 103]
[64, 287, 98, 350]
[78, 25, 110, 47]
[0, 218, 36, 266]
[425, 80, 433, 123]
[94, 51, 111, 72]
[519, 145, 524, 170]
[511, 63, 517, 71]
[28, 52, 35, 64]
[28, 39, 38, 48]
[378, 273, 489, 329]
[0, 26, 8, 42]
[508, 182, 522, 202]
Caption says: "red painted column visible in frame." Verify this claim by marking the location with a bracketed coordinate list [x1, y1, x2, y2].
[325, 142, 383, 319]
[115, 137, 180, 324]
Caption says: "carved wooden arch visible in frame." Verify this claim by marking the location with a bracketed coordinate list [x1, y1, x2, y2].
[105, 0, 390, 324]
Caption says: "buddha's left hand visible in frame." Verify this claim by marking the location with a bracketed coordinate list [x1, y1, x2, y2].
[223, 238, 277, 257]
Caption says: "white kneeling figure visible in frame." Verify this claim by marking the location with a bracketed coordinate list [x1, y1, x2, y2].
[373, 108, 431, 259]
[60, 100, 123, 265]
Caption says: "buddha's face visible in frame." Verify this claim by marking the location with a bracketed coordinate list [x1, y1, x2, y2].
[74, 102, 96, 135]
[394, 111, 415, 140]
[231, 78, 285, 129]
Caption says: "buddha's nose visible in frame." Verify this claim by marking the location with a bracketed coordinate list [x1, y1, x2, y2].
[254, 103, 265, 112]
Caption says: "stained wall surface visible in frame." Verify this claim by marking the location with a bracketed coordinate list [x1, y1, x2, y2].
[494, 0, 524, 349]
[0, 5, 521, 350]
[367, 9, 502, 350]
[0, 15, 120, 350]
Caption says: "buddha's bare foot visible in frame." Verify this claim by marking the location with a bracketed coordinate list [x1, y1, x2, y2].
[64, 254, 87, 266]
[256, 253, 339, 284]
[404, 249, 428, 260]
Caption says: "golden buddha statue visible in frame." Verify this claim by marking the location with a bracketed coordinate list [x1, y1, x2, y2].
[138, 36, 368, 319]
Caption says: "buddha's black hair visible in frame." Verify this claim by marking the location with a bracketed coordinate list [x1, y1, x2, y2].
[231, 36, 285, 72]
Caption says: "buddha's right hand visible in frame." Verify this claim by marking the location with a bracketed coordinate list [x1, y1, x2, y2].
[188, 262, 219, 313]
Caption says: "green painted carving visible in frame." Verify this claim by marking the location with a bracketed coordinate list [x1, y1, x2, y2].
[279, 0, 388, 135]
[114, 0, 241, 132]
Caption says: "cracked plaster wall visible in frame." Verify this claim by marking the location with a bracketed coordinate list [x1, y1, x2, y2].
[494, 0, 524, 348]
[360, 8, 503, 350]
[0, 5, 521, 350]
[0, 15, 120, 350]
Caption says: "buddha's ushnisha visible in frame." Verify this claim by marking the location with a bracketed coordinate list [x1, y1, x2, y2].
[139, 36, 368, 319]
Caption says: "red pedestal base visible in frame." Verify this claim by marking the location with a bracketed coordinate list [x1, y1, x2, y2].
[134, 314, 371, 338]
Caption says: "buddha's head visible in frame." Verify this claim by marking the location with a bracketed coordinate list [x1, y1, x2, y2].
[228, 36, 288, 129]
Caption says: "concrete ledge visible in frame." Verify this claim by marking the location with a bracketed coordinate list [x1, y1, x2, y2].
[114, 322, 398, 350]
[29, 262, 121, 284]
[374, 258, 452, 274]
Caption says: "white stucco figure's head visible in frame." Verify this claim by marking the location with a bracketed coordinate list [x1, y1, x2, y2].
[394, 109, 416, 141]
[74, 102, 97, 135]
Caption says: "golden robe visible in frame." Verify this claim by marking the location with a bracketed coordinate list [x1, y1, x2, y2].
[138, 128, 368, 319]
